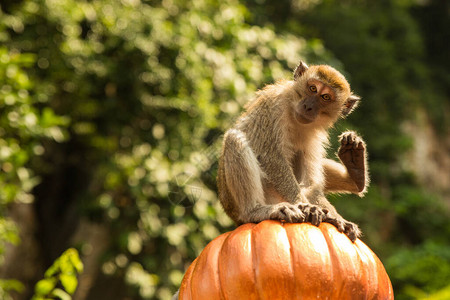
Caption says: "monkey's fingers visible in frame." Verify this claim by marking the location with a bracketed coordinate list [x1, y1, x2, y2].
[324, 217, 345, 233]
[272, 203, 309, 224]
[280, 207, 293, 223]
[303, 205, 328, 227]
[344, 222, 361, 243]
[346, 134, 355, 144]
[340, 133, 350, 145]
[296, 212, 306, 223]
[354, 140, 365, 150]
[339, 140, 354, 150]
[270, 207, 291, 223]
[308, 206, 320, 226]
[340, 132, 366, 152]
[288, 205, 306, 223]
[285, 204, 302, 223]
[350, 135, 359, 143]
[347, 231, 357, 243]
[339, 131, 356, 144]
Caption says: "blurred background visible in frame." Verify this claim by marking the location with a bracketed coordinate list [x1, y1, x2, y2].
[0, 0, 449, 299]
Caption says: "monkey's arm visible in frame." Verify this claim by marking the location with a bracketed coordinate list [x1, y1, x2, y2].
[259, 152, 303, 203]
[324, 131, 369, 195]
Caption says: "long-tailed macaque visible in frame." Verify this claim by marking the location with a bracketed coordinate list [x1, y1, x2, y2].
[217, 61, 369, 242]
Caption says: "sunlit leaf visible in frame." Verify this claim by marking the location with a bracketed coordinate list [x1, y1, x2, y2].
[34, 279, 56, 296]
[51, 288, 71, 300]
[60, 274, 77, 295]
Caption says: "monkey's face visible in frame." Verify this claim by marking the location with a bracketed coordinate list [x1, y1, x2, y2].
[295, 79, 342, 125]
[292, 63, 360, 126]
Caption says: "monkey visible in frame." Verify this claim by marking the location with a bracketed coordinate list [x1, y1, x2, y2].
[217, 61, 369, 242]
[171, 61, 367, 300]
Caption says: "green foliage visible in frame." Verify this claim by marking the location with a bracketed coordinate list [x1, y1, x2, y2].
[0, 279, 24, 300]
[32, 248, 83, 300]
[414, 285, 450, 300]
[387, 242, 450, 300]
[0, 47, 68, 205]
[0, 218, 19, 258]
[0, 38, 69, 300]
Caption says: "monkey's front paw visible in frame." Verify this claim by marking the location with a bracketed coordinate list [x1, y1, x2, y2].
[297, 203, 328, 227]
[269, 203, 305, 223]
[324, 215, 361, 242]
[338, 131, 367, 193]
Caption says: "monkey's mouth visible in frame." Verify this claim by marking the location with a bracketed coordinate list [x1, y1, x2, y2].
[296, 113, 315, 124]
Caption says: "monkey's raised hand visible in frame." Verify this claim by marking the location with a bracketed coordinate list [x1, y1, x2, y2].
[338, 131, 368, 193]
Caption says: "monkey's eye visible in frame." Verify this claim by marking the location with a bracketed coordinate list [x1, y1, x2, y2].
[309, 85, 317, 93]
[321, 94, 331, 101]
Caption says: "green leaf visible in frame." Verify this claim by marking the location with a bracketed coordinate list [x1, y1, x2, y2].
[51, 288, 71, 300]
[34, 278, 56, 296]
[60, 274, 77, 295]
[67, 249, 83, 273]
[59, 256, 75, 275]
[44, 262, 59, 278]
[0, 279, 25, 293]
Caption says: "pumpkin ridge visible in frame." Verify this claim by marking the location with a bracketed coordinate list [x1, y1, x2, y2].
[215, 232, 231, 300]
[252, 220, 297, 298]
[187, 258, 198, 300]
[354, 241, 376, 299]
[217, 231, 230, 300]
[218, 223, 258, 300]
[353, 241, 369, 299]
[320, 223, 343, 299]
[277, 221, 297, 298]
[282, 222, 300, 299]
[179, 257, 198, 300]
[191, 232, 230, 299]
[251, 222, 263, 300]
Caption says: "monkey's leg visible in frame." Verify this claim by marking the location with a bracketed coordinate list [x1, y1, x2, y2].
[338, 131, 369, 194]
[222, 130, 305, 224]
[323, 160, 359, 194]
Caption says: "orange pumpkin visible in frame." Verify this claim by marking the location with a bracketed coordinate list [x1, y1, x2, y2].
[179, 220, 393, 300]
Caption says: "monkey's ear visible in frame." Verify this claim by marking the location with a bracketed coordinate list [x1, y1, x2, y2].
[341, 94, 361, 117]
[294, 61, 309, 80]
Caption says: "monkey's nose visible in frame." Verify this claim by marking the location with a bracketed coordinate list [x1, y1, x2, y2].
[304, 104, 312, 112]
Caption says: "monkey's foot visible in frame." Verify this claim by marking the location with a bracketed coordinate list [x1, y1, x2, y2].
[269, 203, 305, 223]
[338, 131, 367, 193]
[297, 203, 328, 226]
[324, 215, 361, 242]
